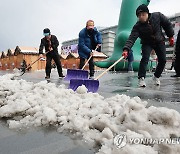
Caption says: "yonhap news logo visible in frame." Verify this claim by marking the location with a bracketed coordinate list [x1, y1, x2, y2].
[114, 134, 180, 149]
[114, 134, 127, 148]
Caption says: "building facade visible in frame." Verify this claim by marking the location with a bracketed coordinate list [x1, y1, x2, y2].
[0, 46, 107, 71]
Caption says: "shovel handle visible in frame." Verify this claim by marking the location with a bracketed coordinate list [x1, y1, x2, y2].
[25, 51, 50, 71]
[81, 47, 98, 70]
[25, 57, 41, 70]
[81, 54, 93, 70]
[95, 56, 124, 80]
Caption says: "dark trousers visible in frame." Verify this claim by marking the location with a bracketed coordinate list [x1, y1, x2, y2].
[79, 56, 94, 77]
[128, 61, 133, 71]
[46, 52, 63, 77]
[174, 53, 180, 75]
[170, 61, 175, 70]
[138, 42, 166, 78]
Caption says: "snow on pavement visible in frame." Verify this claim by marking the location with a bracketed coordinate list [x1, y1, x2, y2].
[0, 74, 180, 154]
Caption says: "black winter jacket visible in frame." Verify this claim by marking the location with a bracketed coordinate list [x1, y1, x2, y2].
[39, 35, 59, 54]
[176, 30, 180, 54]
[123, 12, 174, 51]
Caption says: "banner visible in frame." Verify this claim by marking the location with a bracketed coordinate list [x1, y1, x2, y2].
[61, 44, 78, 54]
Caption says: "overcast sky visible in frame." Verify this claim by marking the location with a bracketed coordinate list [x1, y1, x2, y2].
[0, 0, 179, 51]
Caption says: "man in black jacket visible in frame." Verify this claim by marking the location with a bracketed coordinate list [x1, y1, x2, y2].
[171, 29, 180, 77]
[122, 4, 174, 87]
[39, 28, 64, 80]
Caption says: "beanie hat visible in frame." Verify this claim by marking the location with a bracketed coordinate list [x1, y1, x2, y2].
[136, 4, 149, 17]
[43, 28, 50, 36]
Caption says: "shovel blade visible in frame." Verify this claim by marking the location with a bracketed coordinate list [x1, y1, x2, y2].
[69, 79, 99, 93]
[64, 69, 89, 80]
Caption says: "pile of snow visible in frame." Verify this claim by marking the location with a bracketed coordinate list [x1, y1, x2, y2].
[0, 74, 180, 154]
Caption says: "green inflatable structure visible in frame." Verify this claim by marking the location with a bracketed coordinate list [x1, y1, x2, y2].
[95, 0, 155, 71]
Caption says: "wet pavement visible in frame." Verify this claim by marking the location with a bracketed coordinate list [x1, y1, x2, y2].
[0, 69, 180, 154]
[97, 71, 180, 111]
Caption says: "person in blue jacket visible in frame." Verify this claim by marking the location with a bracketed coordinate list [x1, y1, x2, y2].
[78, 20, 102, 78]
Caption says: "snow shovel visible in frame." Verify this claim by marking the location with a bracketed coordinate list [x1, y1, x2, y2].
[69, 56, 125, 93]
[11, 57, 42, 80]
[11, 51, 49, 80]
[65, 47, 98, 80]
[21, 57, 42, 76]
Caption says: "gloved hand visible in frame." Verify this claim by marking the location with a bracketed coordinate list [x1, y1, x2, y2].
[169, 37, 174, 47]
[122, 50, 128, 58]
[39, 54, 43, 58]
[90, 50, 94, 56]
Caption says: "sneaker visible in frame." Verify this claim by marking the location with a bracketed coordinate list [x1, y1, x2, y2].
[59, 74, 65, 78]
[138, 77, 146, 87]
[171, 74, 180, 77]
[152, 75, 160, 86]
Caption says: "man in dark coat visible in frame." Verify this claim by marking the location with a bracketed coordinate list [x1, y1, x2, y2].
[171, 29, 180, 77]
[78, 20, 102, 78]
[39, 28, 64, 80]
[122, 4, 174, 87]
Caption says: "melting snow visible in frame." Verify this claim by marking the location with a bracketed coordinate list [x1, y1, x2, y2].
[0, 74, 180, 154]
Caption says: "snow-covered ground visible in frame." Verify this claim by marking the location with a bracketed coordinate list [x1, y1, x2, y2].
[0, 73, 180, 154]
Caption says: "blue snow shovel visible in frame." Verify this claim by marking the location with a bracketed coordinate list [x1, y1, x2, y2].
[64, 47, 98, 80]
[69, 56, 125, 93]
